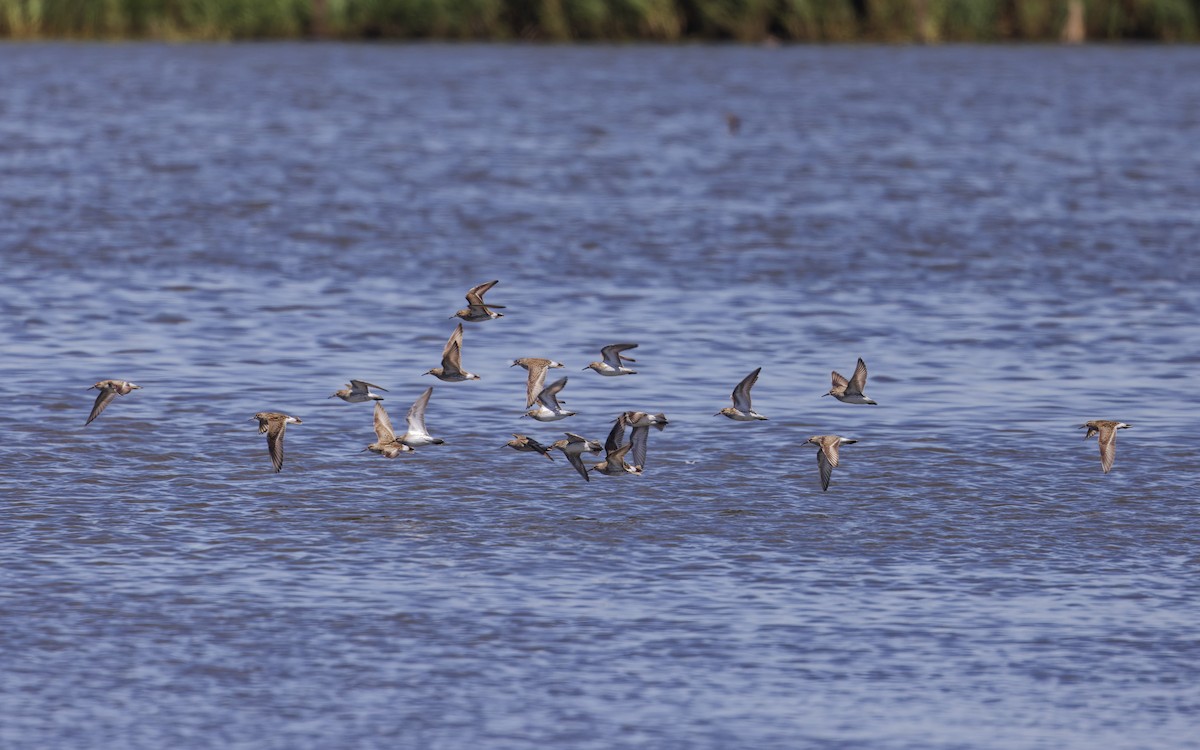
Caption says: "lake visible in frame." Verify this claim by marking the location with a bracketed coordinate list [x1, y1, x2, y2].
[1, 42, 1198, 749]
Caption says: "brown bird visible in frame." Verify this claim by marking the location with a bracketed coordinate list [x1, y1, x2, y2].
[252, 412, 302, 473]
[85, 380, 142, 425]
[425, 323, 479, 381]
[805, 435, 857, 491]
[550, 432, 603, 482]
[590, 415, 641, 477]
[365, 402, 413, 458]
[453, 279, 505, 322]
[619, 411, 669, 472]
[583, 343, 638, 376]
[329, 379, 387, 402]
[824, 358, 877, 405]
[715, 367, 768, 420]
[505, 434, 555, 461]
[511, 357, 565, 407]
[1080, 420, 1131, 473]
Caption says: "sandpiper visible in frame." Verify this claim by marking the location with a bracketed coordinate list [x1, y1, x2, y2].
[399, 386, 445, 448]
[523, 376, 576, 421]
[806, 435, 857, 491]
[85, 379, 142, 425]
[252, 412, 302, 473]
[453, 279, 505, 322]
[1080, 420, 1131, 474]
[364, 401, 413, 458]
[550, 432, 603, 483]
[511, 357, 565, 408]
[583, 343, 638, 376]
[505, 434, 555, 461]
[824, 358, 877, 405]
[425, 323, 480, 382]
[620, 411, 669, 472]
[590, 415, 641, 476]
[330, 379, 387, 403]
[716, 367, 768, 421]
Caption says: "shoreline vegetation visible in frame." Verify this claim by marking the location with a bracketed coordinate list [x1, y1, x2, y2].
[0, 0, 1197, 42]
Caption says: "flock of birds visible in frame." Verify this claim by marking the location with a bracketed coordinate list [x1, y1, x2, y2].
[82, 280, 1133, 489]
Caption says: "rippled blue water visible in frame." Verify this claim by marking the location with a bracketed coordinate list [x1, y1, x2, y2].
[1, 42, 1198, 749]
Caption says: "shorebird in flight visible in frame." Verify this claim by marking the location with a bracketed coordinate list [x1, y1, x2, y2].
[398, 386, 445, 448]
[523, 376, 575, 421]
[620, 411, 669, 472]
[252, 412, 302, 473]
[330, 379, 387, 403]
[364, 402, 413, 458]
[806, 435, 857, 491]
[511, 357, 565, 408]
[583, 343, 638, 376]
[85, 379, 141, 425]
[453, 279, 505, 322]
[1080, 420, 1131, 473]
[550, 432, 603, 482]
[824, 358, 877, 405]
[425, 323, 480, 381]
[716, 367, 768, 421]
[590, 415, 641, 477]
[504, 434, 555, 461]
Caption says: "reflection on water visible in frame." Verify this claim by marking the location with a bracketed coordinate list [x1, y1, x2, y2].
[1, 43, 1199, 750]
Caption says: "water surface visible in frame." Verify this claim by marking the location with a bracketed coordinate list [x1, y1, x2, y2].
[1, 43, 1198, 750]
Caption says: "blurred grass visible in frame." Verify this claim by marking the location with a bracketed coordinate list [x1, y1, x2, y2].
[0, 0, 1196, 40]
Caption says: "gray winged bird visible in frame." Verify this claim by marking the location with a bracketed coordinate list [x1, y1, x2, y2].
[505, 434, 555, 461]
[824, 358, 877, 405]
[453, 279, 505, 322]
[365, 402, 413, 458]
[523, 376, 575, 421]
[85, 379, 142, 425]
[252, 412, 302, 473]
[620, 411, 669, 472]
[398, 386, 445, 448]
[716, 367, 768, 420]
[330, 379, 387, 402]
[806, 435, 857, 491]
[583, 343, 638, 376]
[590, 415, 641, 477]
[512, 357, 565, 407]
[425, 323, 480, 381]
[1080, 420, 1130, 473]
[551, 432, 603, 483]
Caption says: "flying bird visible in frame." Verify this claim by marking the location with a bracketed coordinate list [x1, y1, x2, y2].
[364, 401, 413, 458]
[505, 434, 555, 461]
[523, 376, 576, 421]
[398, 386, 445, 448]
[85, 379, 142, 425]
[716, 367, 768, 420]
[330, 379, 387, 403]
[620, 411, 669, 472]
[590, 415, 641, 477]
[550, 432, 603, 482]
[824, 358, 877, 405]
[453, 279, 505, 322]
[583, 343, 638, 376]
[1080, 420, 1131, 473]
[425, 323, 480, 381]
[511, 357, 565, 407]
[252, 412, 302, 473]
[806, 435, 857, 491]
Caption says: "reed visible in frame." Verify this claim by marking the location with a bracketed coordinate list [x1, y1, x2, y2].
[0, 0, 1196, 41]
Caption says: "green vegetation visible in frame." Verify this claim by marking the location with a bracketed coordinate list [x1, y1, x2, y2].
[0, 0, 1196, 41]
